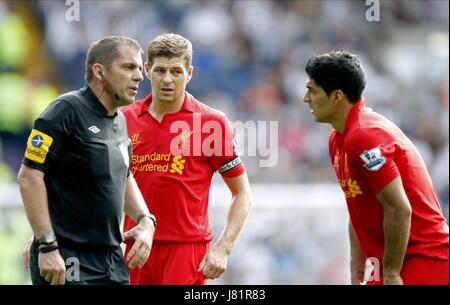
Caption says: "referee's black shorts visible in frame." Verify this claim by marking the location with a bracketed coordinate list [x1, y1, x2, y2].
[30, 237, 129, 285]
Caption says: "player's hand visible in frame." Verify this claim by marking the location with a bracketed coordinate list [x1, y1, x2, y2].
[38, 248, 66, 285]
[23, 235, 34, 268]
[198, 248, 228, 280]
[383, 274, 403, 285]
[351, 270, 365, 285]
[123, 218, 154, 269]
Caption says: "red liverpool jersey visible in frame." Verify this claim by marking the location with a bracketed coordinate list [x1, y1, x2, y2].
[121, 92, 245, 242]
[329, 100, 449, 261]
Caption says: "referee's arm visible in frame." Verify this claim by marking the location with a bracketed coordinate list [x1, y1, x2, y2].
[122, 174, 155, 269]
[17, 165, 66, 285]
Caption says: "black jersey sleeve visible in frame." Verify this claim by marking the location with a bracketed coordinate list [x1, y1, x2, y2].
[22, 99, 75, 173]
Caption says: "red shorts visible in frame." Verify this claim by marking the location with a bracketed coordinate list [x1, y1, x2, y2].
[367, 256, 449, 285]
[125, 241, 209, 285]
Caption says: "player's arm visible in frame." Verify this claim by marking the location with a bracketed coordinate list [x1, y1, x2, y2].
[17, 165, 66, 285]
[122, 174, 155, 269]
[349, 221, 367, 285]
[198, 172, 252, 280]
[376, 176, 411, 285]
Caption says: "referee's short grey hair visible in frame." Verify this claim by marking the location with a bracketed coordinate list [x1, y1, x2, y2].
[85, 36, 143, 83]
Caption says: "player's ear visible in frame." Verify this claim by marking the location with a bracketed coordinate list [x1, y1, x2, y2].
[144, 62, 151, 80]
[186, 65, 193, 83]
[331, 90, 345, 105]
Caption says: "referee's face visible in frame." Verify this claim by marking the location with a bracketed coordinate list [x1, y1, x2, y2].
[303, 78, 336, 124]
[106, 45, 144, 106]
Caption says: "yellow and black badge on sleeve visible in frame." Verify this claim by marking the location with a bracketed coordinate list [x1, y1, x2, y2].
[24, 129, 53, 164]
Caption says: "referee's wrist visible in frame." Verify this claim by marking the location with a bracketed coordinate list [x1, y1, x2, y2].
[38, 244, 59, 254]
[137, 214, 156, 228]
[38, 241, 58, 250]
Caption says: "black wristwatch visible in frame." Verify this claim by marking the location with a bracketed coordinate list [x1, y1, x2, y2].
[36, 233, 57, 246]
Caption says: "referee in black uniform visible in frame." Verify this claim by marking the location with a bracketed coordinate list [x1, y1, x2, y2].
[17, 36, 156, 285]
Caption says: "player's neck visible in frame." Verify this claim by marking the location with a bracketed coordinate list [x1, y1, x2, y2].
[331, 102, 353, 134]
[332, 119, 347, 134]
[149, 93, 185, 122]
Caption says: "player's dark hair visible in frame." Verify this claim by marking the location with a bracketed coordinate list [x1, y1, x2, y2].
[147, 33, 193, 70]
[85, 36, 143, 83]
[305, 50, 366, 103]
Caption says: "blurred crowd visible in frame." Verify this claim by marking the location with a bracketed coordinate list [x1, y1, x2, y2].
[0, 0, 448, 285]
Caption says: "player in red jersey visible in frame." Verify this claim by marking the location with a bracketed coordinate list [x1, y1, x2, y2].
[303, 51, 449, 285]
[121, 33, 252, 285]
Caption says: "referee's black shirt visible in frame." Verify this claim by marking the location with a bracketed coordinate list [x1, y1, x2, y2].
[23, 86, 132, 247]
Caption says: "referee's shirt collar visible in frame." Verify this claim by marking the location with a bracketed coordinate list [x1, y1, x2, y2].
[82, 85, 118, 118]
